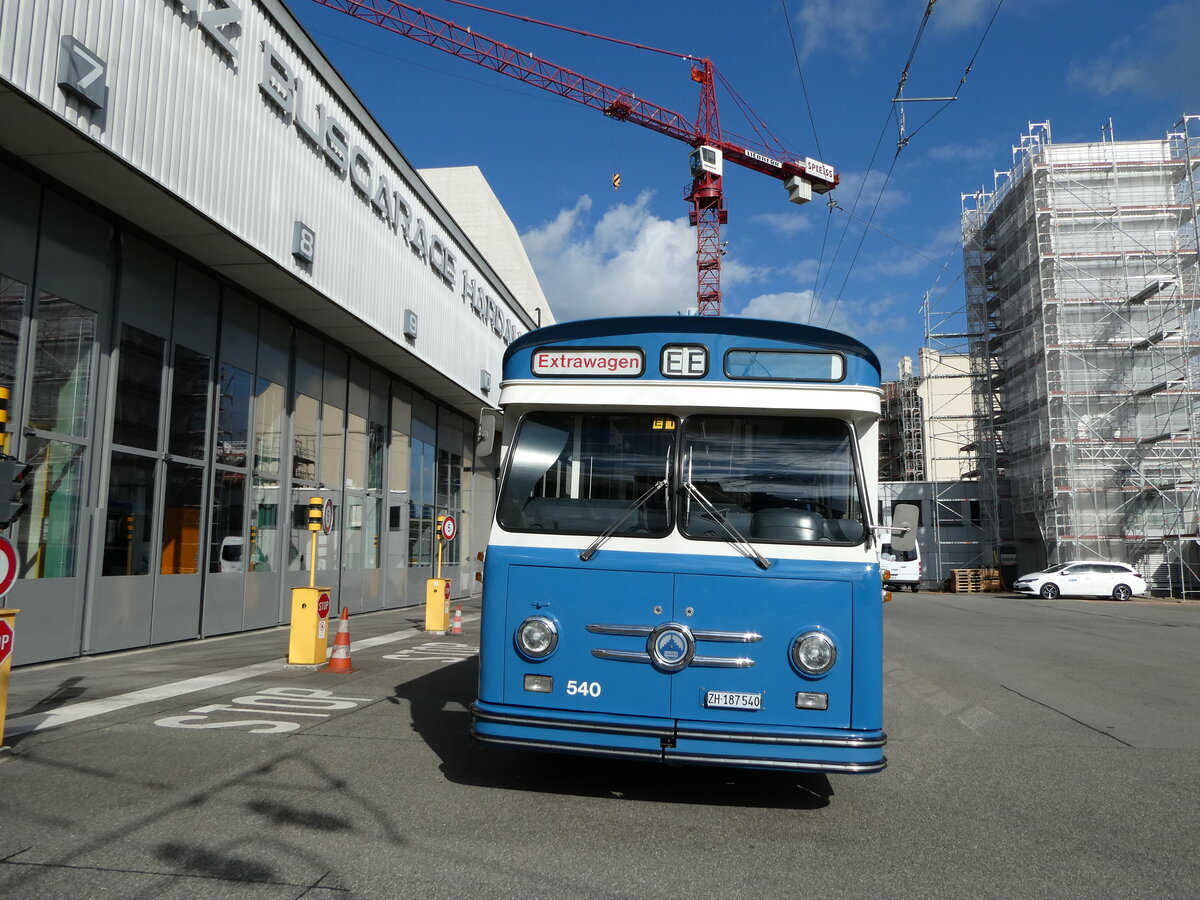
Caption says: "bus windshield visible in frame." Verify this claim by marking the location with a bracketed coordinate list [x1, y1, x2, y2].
[682, 416, 865, 544]
[497, 411, 675, 536]
[498, 411, 865, 545]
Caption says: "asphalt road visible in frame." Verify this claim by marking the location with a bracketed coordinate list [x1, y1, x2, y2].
[0, 593, 1196, 899]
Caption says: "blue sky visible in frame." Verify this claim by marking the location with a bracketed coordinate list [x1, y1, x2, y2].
[287, 0, 1198, 375]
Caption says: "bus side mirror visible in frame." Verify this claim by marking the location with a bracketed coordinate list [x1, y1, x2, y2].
[477, 408, 502, 457]
[890, 503, 919, 553]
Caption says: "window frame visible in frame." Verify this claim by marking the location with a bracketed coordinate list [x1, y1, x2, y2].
[495, 410, 677, 538]
[495, 411, 869, 547]
[678, 414, 868, 547]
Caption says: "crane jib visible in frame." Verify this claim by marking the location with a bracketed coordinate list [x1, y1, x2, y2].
[312, 0, 840, 314]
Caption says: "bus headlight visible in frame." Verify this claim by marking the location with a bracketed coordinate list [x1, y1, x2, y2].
[791, 631, 836, 676]
[515, 615, 559, 660]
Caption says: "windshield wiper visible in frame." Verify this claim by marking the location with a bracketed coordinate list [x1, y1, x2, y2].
[578, 477, 669, 561]
[683, 480, 773, 570]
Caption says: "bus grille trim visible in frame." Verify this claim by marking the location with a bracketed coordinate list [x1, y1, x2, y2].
[587, 623, 762, 643]
[591, 648, 754, 667]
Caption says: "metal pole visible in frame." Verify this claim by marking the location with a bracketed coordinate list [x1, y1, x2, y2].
[310, 529, 317, 589]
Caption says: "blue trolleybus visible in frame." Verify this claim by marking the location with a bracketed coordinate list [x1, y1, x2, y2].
[470, 316, 892, 773]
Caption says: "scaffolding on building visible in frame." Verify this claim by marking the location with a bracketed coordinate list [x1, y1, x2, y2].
[879, 345, 986, 588]
[879, 356, 926, 482]
[879, 379, 905, 482]
[959, 117, 1200, 596]
[898, 356, 926, 481]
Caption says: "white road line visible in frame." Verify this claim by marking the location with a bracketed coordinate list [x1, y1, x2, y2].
[5, 618, 477, 737]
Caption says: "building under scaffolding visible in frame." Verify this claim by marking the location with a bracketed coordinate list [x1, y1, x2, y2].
[880, 356, 924, 482]
[960, 117, 1200, 596]
[879, 351, 984, 589]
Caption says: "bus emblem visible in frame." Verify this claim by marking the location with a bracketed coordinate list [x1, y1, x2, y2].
[648, 624, 696, 672]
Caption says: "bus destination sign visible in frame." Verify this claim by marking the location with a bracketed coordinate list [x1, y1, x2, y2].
[532, 348, 644, 377]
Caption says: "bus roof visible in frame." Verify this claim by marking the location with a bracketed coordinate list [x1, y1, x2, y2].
[504, 316, 881, 383]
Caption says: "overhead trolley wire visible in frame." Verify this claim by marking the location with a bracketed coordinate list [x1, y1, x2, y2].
[896, 0, 937, 97]
[778, 0, 824, 161]
[812, 0, 939, 328]
[816, 0, 1005, 327]
[779, 0, 831, 323]
[897, 0, 1004, 148]
[822, 146, 902, 328]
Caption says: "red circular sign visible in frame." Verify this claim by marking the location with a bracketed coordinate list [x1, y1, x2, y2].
[317, 593, 330, 618]
[0, 535, 16, 598]
[440, 515, 457, 541]
[322, 499, 335, 536]
[0, 619, 13, 666]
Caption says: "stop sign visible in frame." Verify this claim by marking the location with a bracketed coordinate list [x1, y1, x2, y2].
[317, 593, 330, 618]
[0, 619, 13, 667]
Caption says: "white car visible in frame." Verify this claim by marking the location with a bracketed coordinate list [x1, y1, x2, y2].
[1013, 561, 1147, 601]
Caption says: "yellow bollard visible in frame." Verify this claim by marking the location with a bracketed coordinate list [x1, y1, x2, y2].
[425, 513, 455, 632]
[0, 608, 19, 751]
[288, 496, 333, 664]
[288, 588, 331, 665]
[424, 578, 451, 633]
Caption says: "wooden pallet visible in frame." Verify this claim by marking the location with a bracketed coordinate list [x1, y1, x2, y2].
[951, 568, 984, 593]
[980, 566, 1003, 591]
[984, 566, 1003, 595]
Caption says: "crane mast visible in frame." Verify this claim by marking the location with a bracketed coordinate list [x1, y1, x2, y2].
[308, 0, 837, 316]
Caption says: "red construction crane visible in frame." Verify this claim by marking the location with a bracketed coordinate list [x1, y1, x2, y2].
[308, 0, 839, 316]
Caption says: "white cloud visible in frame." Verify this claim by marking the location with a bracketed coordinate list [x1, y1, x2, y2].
[926, 139, 1003, 163]
[830, 169, 911, 219]
[861, 220, 963, 279]
[792, 0, 896, 60]
[777, 257, 822, 284]
[749, 211, 815, 235]
[521, 192, 697, 320]
[521, 193, 775, 321]
[735, 290, 913, 343]
[930, 0, 996, 31]
[521, 192, 928, 373]
[732, 289, 923, 376]
[738, 291, 821, 324]
[1067, 2, 1200, 101]
[792, 0, 994, 60]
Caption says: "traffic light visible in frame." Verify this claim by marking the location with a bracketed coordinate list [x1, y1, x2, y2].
[0, 457, 33, 529]
[0, 386, 10, 457]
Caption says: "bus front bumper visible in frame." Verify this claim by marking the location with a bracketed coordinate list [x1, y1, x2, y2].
[470, 700, 887, 774]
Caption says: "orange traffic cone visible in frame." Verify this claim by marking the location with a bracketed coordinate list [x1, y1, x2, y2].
[451, 605, 463, 635]
[321, 608, 356, 673]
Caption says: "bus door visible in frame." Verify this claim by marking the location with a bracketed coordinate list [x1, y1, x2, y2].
[667, 572, 854, 729]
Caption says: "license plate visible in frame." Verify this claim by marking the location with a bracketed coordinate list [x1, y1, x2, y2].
[705, 690, 762, 710]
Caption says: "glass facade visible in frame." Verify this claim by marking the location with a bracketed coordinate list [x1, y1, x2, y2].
[112, 325, 164, 450]
[0, 158, 482, 665]
[29, 293, 96, 437]
[104, 452, 156, 576]
[18, 437, 86, 580]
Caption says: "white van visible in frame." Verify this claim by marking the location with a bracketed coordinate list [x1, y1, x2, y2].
[880, 541, 921, 592]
